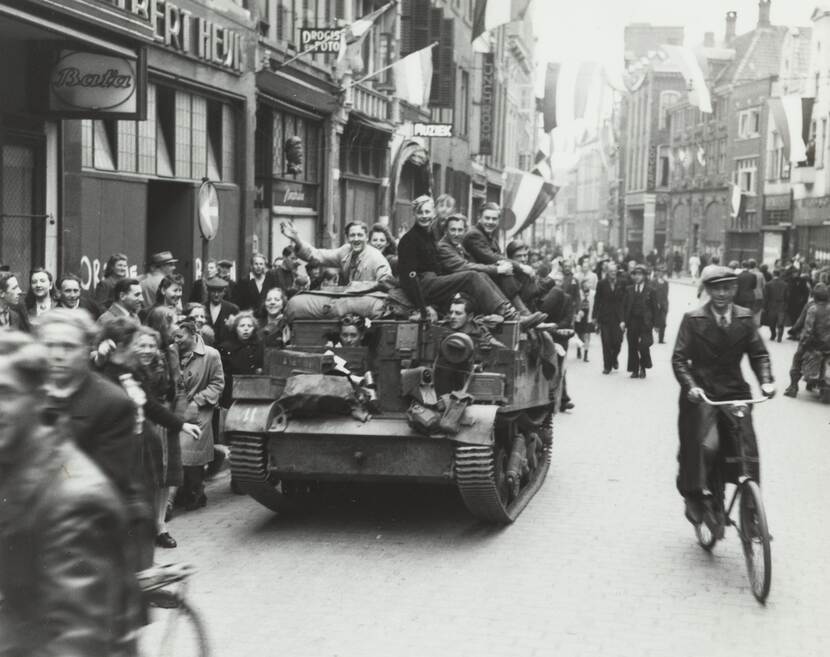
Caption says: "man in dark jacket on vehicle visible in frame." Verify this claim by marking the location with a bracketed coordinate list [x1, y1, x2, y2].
[671, 266, 775, 534]
[0, 332, 141, 657]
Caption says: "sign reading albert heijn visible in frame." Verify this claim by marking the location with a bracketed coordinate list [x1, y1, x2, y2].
[48, 50, 142, 118]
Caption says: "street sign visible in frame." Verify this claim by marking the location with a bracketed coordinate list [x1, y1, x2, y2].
[479, 52, 494, 155]
[412, 123, 453, 138]
[300, 28, 343, 54]
[198, 180, 220, 241]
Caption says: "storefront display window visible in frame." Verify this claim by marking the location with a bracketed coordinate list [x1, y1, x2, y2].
[81, 83, 237, 183]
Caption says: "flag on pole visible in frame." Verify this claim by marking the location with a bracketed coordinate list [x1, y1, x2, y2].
[472, 0, 532, 52]
[335, 1, 396, 77]
[659, 45, 712, 113]
[768, 95, 815, 164]
[537, 61, 601, 133]
[729, 183, 745, 219]
[539, 62, 560, 132]
[502, 168, 558, 238]
[696, 144, 706, 167]
[392, 44, 435, 107]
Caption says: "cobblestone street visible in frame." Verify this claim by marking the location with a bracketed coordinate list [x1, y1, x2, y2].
[163, 282, 830, 657]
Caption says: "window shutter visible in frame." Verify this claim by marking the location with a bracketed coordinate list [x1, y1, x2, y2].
[429, 15, 455, 107]
[402, 0, 430, 56]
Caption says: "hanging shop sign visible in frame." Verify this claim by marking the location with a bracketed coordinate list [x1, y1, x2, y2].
[105, 0, 246, 73]
[412, 123, 453, 138]
[45, 49, 147, 119]
[479, 52, 494, 155]
[300, 28, 343, 53]
[198, 179, 220, 240]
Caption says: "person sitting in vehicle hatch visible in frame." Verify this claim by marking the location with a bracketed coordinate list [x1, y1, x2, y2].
[443, 293, 505, 349]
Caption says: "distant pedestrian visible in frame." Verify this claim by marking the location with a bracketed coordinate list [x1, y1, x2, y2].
[764, 269, 789, 342]
[190, 259, 218, 305]
[593, 263, 626, 374]
[235, 252, 277, 311]
[622, 264, 658, 378]
[216, 259, 238, 302]
[205, 277, 239, 345]
[573, 278, 595, 362]
[652, 266, 669, 343]
[689, 253, 701, 281]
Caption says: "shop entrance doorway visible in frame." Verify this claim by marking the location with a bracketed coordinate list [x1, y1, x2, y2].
[147, 180, 196, 297]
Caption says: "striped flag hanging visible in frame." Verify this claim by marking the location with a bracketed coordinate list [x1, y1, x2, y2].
[392, 44, 435, 107]
[768, 96, 815, 164]
[472, 0, 532, 51]
[659, 45, 712, 114]
[335, 1, 397, 77]
[537, 61, 601, 133]
[502, 168, 558, 239]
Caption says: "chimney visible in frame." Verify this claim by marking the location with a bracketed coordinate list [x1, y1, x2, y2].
[758, 0, 771, 28]
[725, 11, 737, 44]
[704, 32, 715, 47]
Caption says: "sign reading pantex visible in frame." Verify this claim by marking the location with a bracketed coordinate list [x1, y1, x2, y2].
[49, 51, 137, 113]
[105, 0, 245, 72]
[412, 123, 453, 138]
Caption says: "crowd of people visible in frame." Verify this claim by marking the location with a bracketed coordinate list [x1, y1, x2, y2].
[1, 189, 828, 655]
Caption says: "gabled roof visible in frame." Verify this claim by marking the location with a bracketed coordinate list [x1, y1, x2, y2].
[714, 26, 788, 88]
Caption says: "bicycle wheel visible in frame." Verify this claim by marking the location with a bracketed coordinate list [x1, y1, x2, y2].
[140, 593, 211, 657]
[739, 480, 771, 603]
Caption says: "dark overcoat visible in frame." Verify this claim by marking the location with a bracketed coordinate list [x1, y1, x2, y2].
[0, 427, 140, 657]
[671, 303, 773, 495]
[651, 279, 669, 329]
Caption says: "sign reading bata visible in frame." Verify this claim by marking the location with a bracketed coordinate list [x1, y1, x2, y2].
[479, 52, 494, 155]
[412, 123, 453, 138]
[49, 51, 137, 113]
[299, 29, 343, 53]
[105, 0, 245, 72]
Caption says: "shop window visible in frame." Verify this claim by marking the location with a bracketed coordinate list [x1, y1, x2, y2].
[658, 145, 670, 187]
[93, 121, 116, 171]
[174, 91, 192, 178]
[207, 100, 222, 181]
[117, 121, 137, 172]
[138, 84, 157, 175]
[272, 111, 284, 176]
[222, 105, 236, 183]
[305, 115, 318, 183]
[658, 91, 681, 130]
[818, 118, 827, 169]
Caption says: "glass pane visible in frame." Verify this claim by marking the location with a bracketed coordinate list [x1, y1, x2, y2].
[306, 119, 318, 183]
[191, 95, 208, 180]
[93, 121, 115, 170]
[222, 104, 235, 182]
[295, 117, 306, 178]
[117, 120, 137, 172]
[138, 84, 156, 174]
[81, 120, 93, 168]
[175, 91, 191, 179]
[1, 145, 35, 276]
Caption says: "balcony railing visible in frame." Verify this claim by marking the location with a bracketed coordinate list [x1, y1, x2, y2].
[352, 83, 392, 121]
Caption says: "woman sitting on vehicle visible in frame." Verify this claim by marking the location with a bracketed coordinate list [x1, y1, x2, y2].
[257, 287, 289, 348]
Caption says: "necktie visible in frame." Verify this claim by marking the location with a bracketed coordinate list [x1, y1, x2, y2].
[719, 314, 728, 328]
[347, 251, 359, 284]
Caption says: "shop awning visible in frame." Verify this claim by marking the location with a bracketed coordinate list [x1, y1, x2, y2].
[256, 70, 340, 115]
[349, 110, 395, 135]
[0, 4, 140, 58]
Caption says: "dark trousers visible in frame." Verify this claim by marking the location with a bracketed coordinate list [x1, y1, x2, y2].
[769, 311, 787, 341]
[418, 271, 511, 315]
[626, 317, 653, 372]
[179, 465, 206, 507]
[598, 321, 622, 370]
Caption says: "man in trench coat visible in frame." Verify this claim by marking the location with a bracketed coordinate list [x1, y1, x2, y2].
[671, 266, 775, 532]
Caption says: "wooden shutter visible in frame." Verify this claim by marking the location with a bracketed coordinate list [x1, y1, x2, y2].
[429, 14, 455, 108]
[401, 0, 430, 56]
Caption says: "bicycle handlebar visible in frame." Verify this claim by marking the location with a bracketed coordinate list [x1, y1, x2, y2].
[698, 391, 771, 407]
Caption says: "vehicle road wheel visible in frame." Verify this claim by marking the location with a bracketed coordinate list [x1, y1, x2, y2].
[739, 480, 772, 603]
[494, 445, 513, 507]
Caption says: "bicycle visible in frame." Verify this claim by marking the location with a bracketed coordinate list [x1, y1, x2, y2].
[136, 562, 211, 657]
[694, 391, 772, 604]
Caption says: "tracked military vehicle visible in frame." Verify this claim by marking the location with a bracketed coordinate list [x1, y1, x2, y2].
[225, 316, 564, 523]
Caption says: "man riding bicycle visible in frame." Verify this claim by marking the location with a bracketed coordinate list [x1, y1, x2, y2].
[671, 266, 776, 534]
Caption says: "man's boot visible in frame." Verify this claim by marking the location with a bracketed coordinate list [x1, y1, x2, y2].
[503, 303, 546, 330]
[784, 373, 799, 398]
[511, 295, 531, 315]
[583, 348, 588, 362]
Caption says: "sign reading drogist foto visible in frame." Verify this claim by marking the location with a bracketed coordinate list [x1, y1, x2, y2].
[49, 51, 137, 114]
[412, 123, 453, 138]
[299, 28, 343, 54]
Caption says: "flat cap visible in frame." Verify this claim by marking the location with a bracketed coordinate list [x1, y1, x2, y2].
[631, 263, 647, 274]
[700, 264, 737, 286]
[217, 259, 234, 268]
[149, 251, 178, 266]
[205, 276, 228, 290]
